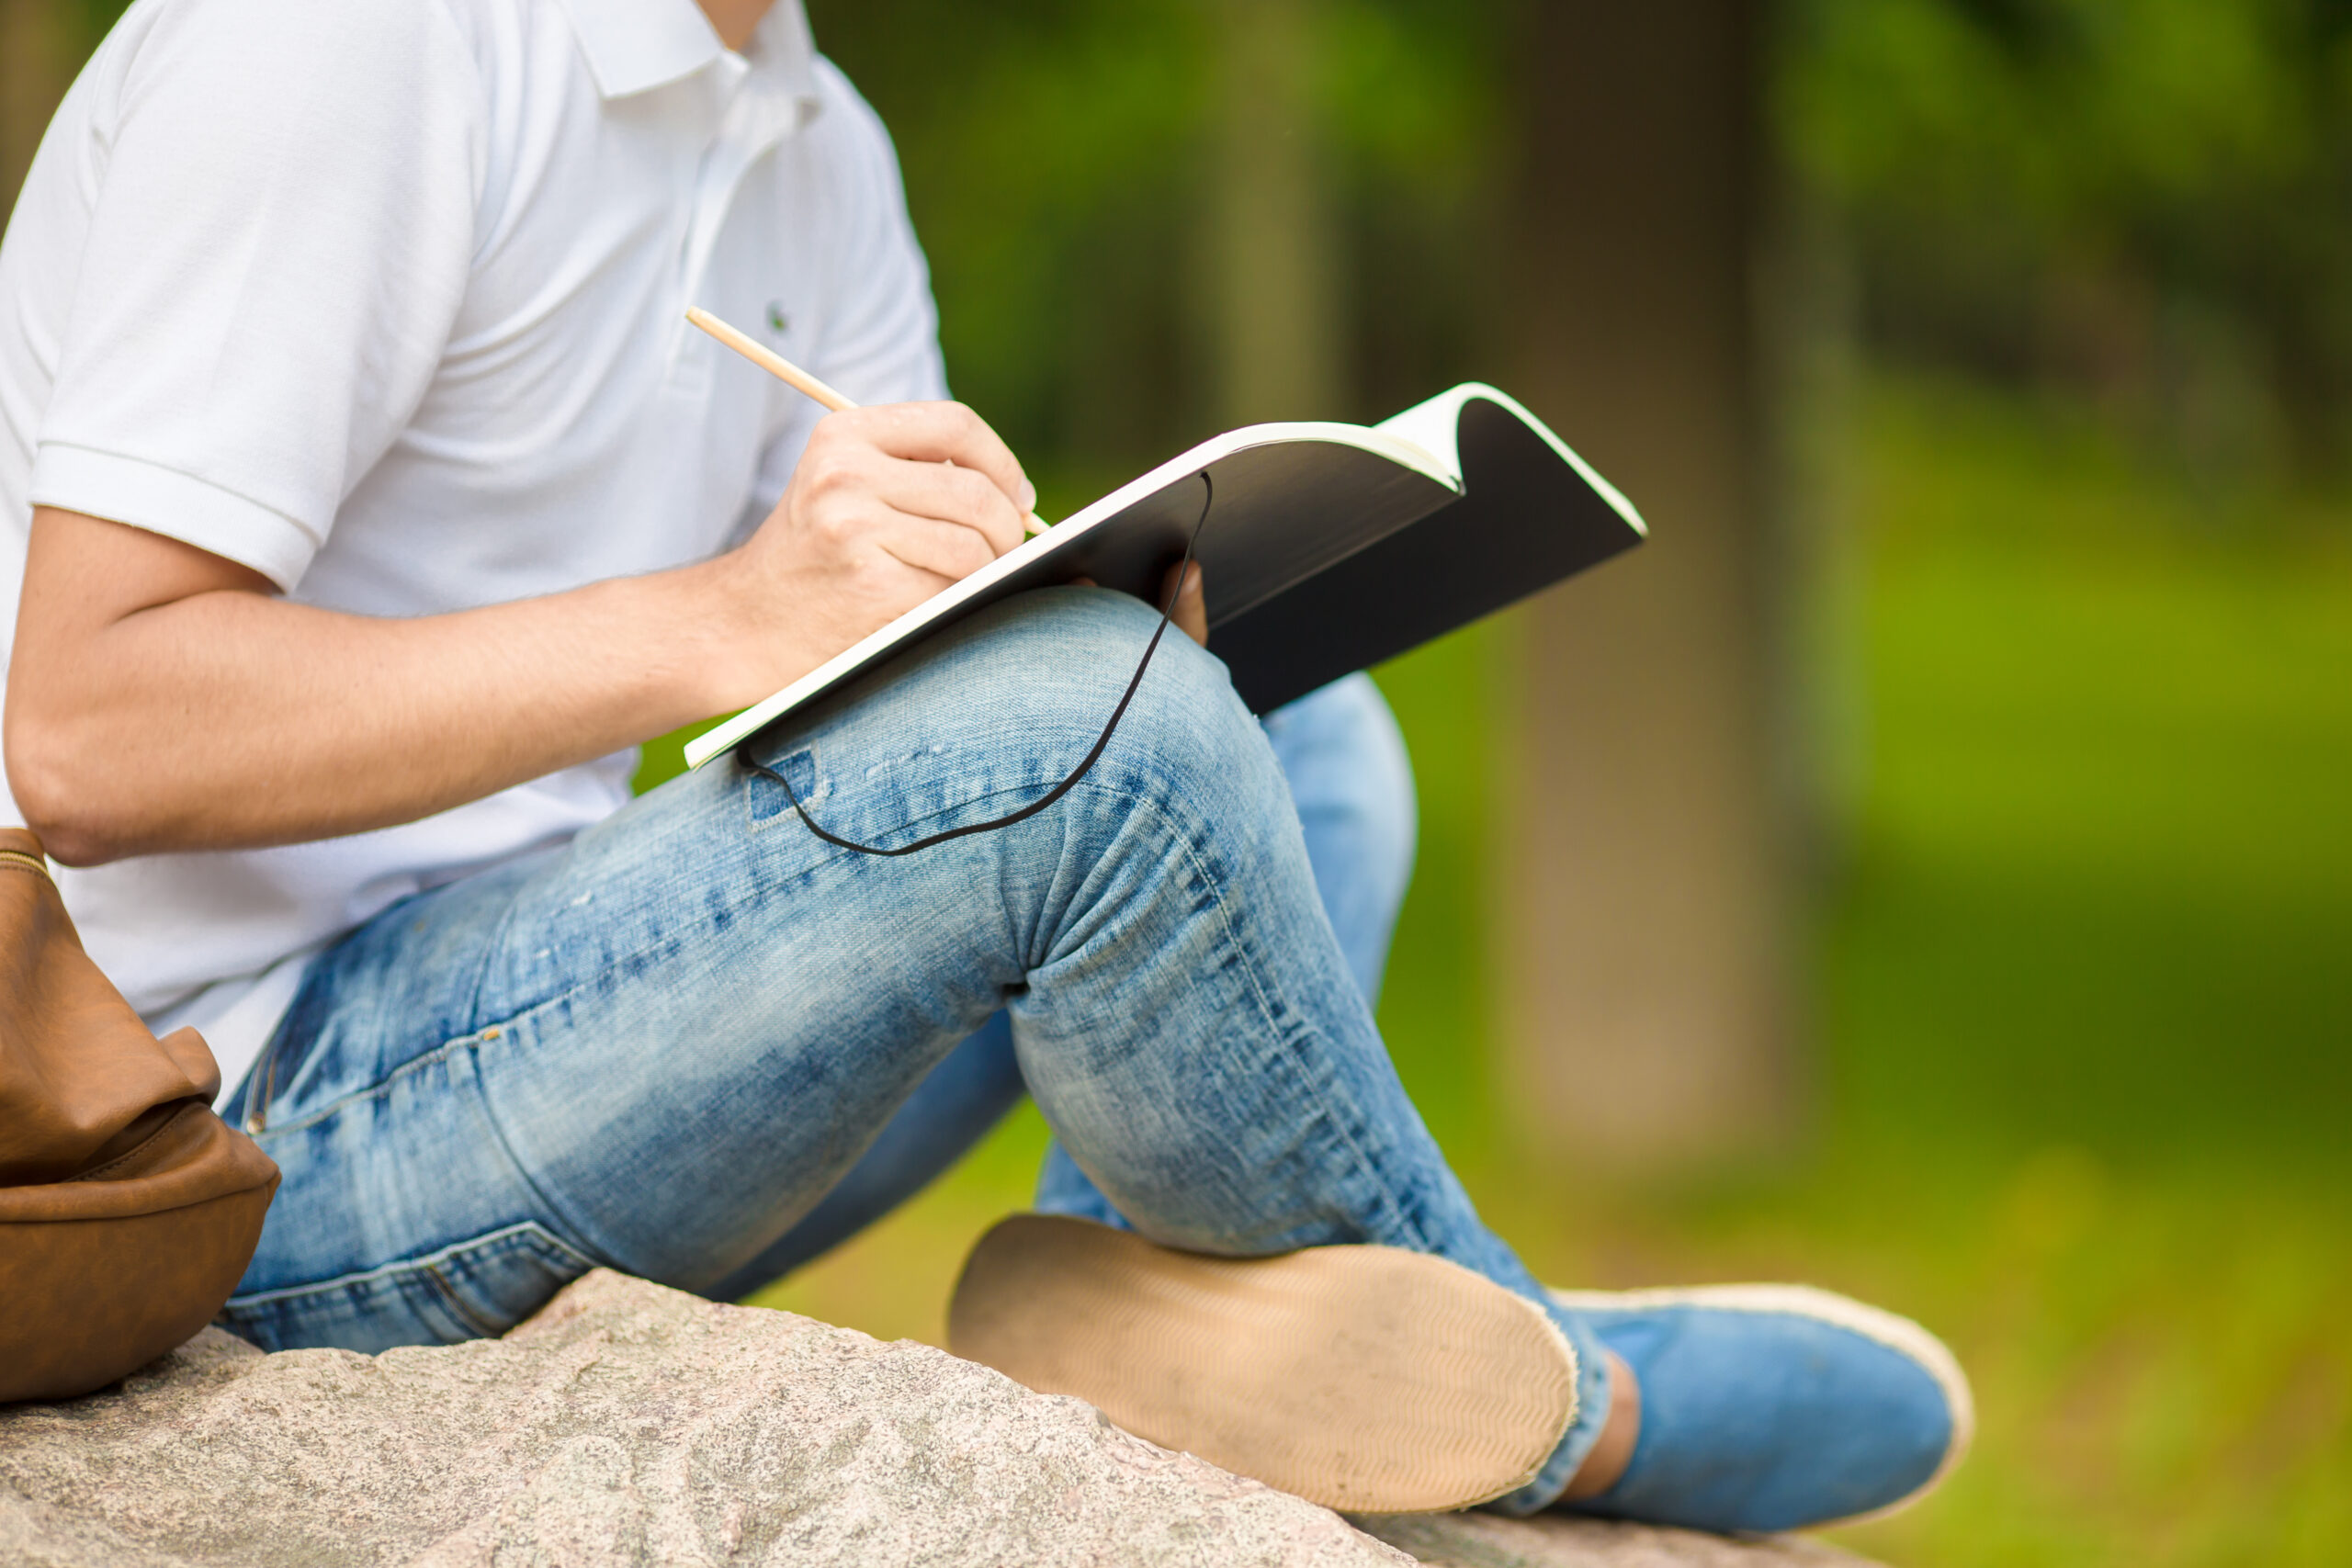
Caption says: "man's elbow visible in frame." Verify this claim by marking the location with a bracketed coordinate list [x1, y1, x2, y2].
[5, 708, 133, 866]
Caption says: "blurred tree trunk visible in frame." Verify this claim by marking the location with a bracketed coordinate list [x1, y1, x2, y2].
[3, 0, 74, 219]
[1494, 0, 1799, 1168]
[1204, 0, 1340, 425]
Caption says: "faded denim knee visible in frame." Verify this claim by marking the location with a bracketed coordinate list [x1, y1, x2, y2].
[737, 583, 1280, 860]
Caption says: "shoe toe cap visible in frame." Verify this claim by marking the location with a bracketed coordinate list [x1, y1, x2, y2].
[1579, 1295, 1967, 1533]
[1768, 1324, 1958, 1524]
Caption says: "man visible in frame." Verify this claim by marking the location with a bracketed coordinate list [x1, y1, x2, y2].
[0, 0, 1968, 1529]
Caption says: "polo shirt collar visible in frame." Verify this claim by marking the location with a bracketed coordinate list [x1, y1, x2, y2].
[553, 0, 822, 111]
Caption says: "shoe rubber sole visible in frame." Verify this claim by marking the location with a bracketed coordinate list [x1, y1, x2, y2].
[947, 1214, 1579, 1514]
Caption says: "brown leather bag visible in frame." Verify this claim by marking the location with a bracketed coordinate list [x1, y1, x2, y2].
[0, 829, 279, 1402]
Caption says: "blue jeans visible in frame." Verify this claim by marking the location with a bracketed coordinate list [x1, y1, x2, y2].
[217, 588, 1608, 1511]
[705, 662, 1420, 1293]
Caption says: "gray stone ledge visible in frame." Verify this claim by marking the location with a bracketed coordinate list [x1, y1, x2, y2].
[0, 1269, 1876, 1567]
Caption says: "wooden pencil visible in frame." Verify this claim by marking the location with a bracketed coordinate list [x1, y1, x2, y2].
[686, 307, 1048, 535]
[686, 307, 856, 412]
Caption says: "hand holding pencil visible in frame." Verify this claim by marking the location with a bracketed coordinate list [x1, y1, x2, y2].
[687, 306, 1206, 646]
[689, 307, 1051, 537]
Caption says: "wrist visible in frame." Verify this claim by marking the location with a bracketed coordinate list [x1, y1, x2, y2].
[663, 548, 816, 721]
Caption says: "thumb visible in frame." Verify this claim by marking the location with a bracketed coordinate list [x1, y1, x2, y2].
[1163, 561, 1208, 649]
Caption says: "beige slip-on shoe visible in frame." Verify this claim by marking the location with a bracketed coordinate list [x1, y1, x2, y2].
[947, 1214, 1579, 1513]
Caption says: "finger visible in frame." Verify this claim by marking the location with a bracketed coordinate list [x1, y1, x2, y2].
[873, 509, 1003, 585]
[840, 402, 1034, 522]
[866, 453, 1025, 558]
[1162, 560, 1208, 648]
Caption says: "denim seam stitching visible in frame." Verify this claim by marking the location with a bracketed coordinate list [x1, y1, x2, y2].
[244, 988, 579, 1140]
[247, 879, 537, 1135]
[1117, 786, 1436, 1254]
[248, 830, 805, 1142]
[453, 869, 539, 1043]
[455, 1022, 629, 1287]
[241, 994, 627, 1280]
[423, 1261, 509, 1339]
[223, 1221, 597, 1310]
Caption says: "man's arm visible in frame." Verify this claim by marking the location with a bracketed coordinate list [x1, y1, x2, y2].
[6, 402, 1032, 866]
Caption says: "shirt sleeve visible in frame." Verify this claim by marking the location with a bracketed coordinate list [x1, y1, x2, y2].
[28, 0, 483, 591]
[805, 61, 948, 409]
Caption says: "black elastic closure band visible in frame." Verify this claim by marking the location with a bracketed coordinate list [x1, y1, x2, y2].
[741, 471, 1214, 857]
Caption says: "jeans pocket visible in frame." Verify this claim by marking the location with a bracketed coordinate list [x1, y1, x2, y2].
[220, 1221, 600, 1354]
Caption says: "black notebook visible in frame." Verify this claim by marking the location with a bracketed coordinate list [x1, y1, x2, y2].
[684, 382, 1646, 768]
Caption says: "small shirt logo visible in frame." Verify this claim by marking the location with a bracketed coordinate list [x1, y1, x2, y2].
[765, 302, 790, 335]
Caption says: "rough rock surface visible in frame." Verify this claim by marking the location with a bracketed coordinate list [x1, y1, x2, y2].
[0, 1269, 1874, 1568]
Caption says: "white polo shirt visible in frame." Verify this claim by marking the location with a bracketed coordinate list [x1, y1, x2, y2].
[0, 0, 947, 1097]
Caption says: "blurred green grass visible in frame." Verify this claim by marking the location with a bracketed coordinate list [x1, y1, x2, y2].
[1687, 376, 2351, 1566]
[639, 375, 2349, 1565]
